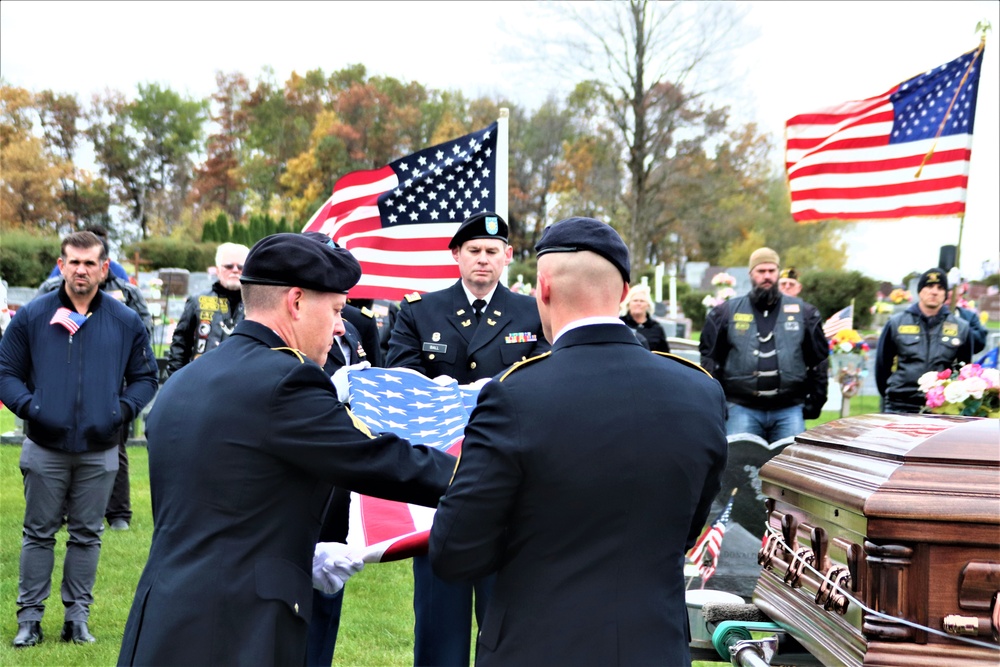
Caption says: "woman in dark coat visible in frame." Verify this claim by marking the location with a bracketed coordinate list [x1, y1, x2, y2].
[620, 284, 670, 353]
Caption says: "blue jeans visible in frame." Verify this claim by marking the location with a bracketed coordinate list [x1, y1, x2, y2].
[726, 403, 804, 443]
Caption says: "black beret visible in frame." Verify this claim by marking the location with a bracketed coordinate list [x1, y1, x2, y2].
[535, 217, 631, 283]
[449, 211, 508, 249]
[917, 267, 948, 293]
[240, 233, 362, 294]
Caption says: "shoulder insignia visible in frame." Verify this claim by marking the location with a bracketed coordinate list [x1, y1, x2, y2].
[270, 346, 307, 363]
[345, 407, 375, 439]
[360, 306, 375, 318]
[404, 292, 422, 303]
[653, 351, 712, 377]
[499, 351, 551, 382]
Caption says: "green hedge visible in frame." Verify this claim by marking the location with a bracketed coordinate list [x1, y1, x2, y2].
[800, 269, 879, 329]
[681, 289, 711, 332]
[0, 231, 62, 287]
[124, 238, 218, 273]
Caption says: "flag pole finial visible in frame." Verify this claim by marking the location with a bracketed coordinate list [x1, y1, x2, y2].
[975, 19, 991, 42]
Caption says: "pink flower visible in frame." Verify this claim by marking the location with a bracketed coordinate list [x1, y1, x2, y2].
[925, 385, 947, 408]
[959, 364, 983, 380]
[981, 368, 999, 389]
[937, 369, 953, 380]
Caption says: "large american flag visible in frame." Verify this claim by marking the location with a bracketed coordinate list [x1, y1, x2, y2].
[302, 123, 498, 301]
[687, 488, 736, 586]
[786, 45, 984, 222]
[823, 304, 854, 339]
[342, 367, 484, 562]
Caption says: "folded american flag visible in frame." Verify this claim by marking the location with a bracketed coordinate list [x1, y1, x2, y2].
[50, 307, 88, 334]
[343, 367, 484, 562]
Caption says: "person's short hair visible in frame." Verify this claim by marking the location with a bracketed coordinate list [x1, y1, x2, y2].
[620, 284, 654, 318]
[62, 231, 107, 261]
[215, 242, 250, 267]
[241, 283, 291, 314]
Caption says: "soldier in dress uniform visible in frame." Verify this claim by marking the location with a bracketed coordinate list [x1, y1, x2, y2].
[386, 211, 549, 667]
[429, 216, 727, 666]
[118, 234, 455, 667]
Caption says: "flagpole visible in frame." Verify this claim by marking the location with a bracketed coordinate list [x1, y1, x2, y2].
[497, 108, 510, 287]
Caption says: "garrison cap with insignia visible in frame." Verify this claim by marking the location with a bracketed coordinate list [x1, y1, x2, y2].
[780, 267, 799, 281]
[535, 216, 631, 284]
[449, 211, 509, 249]
[240, 233, 361, 294]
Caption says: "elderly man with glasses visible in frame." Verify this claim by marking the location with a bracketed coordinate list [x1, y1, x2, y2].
[164, 242, 250, 380]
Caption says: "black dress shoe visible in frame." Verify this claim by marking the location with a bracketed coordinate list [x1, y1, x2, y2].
[12, 620, 42, 647]
[61, 620, 95, 644]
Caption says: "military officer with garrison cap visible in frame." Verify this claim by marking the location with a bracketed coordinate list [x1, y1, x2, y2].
[118, 234, 455, 667]
[430, 216, 727, 666]
[386, 211, 549, 667]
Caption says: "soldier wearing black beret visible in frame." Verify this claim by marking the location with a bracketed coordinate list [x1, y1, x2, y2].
[386, 211, 549, 667]
[430, 215, 727, 665]
[119, 233, 456, 666]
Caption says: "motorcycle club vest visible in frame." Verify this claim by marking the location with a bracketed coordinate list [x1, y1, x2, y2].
[723, 294, 807, 402]
[885, 308, 970, 405]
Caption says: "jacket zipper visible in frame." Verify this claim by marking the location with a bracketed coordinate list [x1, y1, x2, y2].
[68, 334, 73, 363]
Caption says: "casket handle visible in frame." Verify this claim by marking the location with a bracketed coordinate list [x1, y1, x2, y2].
[781, 513, 798, 553]
[810, 526, 829, 572]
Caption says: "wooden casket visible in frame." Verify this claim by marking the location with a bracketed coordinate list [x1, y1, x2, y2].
[753, 414, 1000, 667]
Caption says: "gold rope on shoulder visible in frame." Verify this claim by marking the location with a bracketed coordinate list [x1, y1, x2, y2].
[270, 346, 307, 363]
[499, 351, 551, 382]
[345, 407, 375, 439]
[653, 351, 712, 377]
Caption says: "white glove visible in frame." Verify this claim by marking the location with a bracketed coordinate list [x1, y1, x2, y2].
[330, 361, 371, 403]
[312, 542, 365, 595]
[431, 374, 457, 387]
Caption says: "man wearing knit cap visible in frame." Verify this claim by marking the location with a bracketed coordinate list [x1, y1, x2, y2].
[876, 267, 972, 413]
[699, 247, 828, 441]
[430, 216, 726, 665]
[386, 211, 548, 667]
[118, 234, 456, 666]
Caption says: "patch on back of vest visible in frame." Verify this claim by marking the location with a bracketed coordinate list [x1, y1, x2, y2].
[942, 323, 959, 337]
[783, 303, 800, 313]
[733, 313, 754, 323]
[898, 325, 921, 334]
[653, 351, 712, 377]
[499, 351, 551, 381]
[734, 322, 751, 332]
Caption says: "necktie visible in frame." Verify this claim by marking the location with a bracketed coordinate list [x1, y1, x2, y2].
[473, 299, 487, 323]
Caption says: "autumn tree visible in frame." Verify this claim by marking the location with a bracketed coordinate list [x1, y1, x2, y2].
[192, 71, 249, 222]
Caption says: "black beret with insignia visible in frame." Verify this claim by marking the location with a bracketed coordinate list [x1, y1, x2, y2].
[241, 233, 362, 294]
[535, 216, 631, 284]
[449, 211, 509, 249]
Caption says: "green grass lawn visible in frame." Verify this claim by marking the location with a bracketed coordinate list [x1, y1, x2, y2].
[0, 396, 881, 666]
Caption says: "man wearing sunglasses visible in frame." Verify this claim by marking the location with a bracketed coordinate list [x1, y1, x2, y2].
[164, 243, 250, 380]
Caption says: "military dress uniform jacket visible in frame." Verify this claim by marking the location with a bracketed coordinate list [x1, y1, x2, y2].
[429, 323, 728, 666]
[118, 321, 455, 667]
[386, 281, 549, 383]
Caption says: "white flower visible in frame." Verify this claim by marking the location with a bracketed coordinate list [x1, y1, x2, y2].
[702, 295, 719, 308]
[917, 371, 942, 393]
[839, 341, 854, 353]
[963, 376, 989, 400]
[943, 380, 971, 405]
[981, 368, 1000, 389]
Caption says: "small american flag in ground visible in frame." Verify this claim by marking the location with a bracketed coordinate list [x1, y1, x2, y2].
[302, 123, 498, 301]
[687, 488, 736, 586]
[823, 304, 854, 339]
[786, 45, 984, 222]
[343, 367, 484, 562]
[49, 307, 87, 334]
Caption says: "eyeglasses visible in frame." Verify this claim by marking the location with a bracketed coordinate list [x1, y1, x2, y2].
[221, 263, 244, 271]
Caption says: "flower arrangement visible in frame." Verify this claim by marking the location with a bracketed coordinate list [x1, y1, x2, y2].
[828, 329, 870, 355]
[888, 288, 912, 305]
[918, 364, 1000, 418]
[711, 272, 736, 288]
[703, 273, 737, 309]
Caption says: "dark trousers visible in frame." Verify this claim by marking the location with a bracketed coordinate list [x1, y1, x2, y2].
[413, 555, 494, 667]
[104, 428, 131, 523]
[306, 588, 345, 666]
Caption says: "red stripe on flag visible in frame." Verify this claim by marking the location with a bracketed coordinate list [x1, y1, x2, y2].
[790, 175, 969, 202]
[359, 495, 417, 545]
[787, 148, 971, 179]
[795, 202, 967, 223]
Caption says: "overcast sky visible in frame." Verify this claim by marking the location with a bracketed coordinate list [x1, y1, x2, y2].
[2, 0, 997, 282]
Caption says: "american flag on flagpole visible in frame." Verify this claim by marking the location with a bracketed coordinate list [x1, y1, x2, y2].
[786, 44, 984, 223]
[49, 307, 88, 334]
[341, 367, 485, 562]
[823, 304, 854, 339]
[302, 123, 499, 301]
[686, 488, 736, 586]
